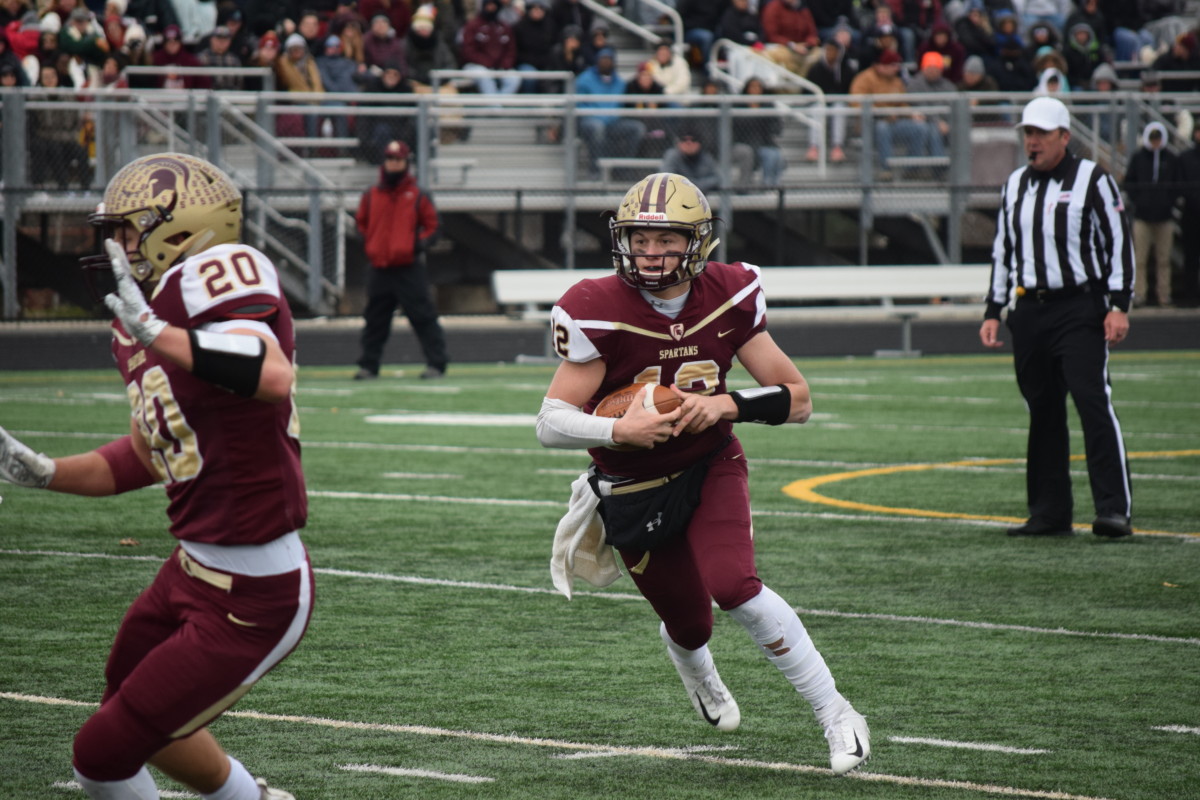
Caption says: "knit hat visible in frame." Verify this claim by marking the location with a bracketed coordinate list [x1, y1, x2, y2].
[259, 30, 280, 49]
[878, 49, 902, 65]
[411, 4, 436, 34]
[920, 51, 943, 70]
[963, 54, 985, 75]
[284, 32, 306, 50]
[1090, 62, 1117, 87]
[163, 24, 182, 41]
[325, 34, 341, 48]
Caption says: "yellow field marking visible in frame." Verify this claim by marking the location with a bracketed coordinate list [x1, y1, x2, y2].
[782, 450, 1200, 537]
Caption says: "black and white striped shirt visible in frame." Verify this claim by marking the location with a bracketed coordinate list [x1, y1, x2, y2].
[986, 152, 1134, 318]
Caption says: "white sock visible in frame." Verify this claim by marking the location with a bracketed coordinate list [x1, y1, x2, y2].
[73, 765, 159, 800]
[727, 585, 849, 727]
[659, 621, 716, 678]
[201, 756, 259, 800]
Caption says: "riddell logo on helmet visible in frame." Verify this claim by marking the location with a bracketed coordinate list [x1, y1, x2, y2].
[636, 212, 668, 221]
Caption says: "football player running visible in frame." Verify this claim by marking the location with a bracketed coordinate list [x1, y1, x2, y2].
[536, 173, 870, 775]
[0, 154, 309, 800]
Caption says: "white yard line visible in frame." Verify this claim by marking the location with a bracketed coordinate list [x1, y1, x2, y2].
[889, 736, 1051, 754]
[1151, 725, 1200, 735]
[339, 763, 494, 783]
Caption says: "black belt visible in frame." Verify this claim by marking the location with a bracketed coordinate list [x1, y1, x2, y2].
[1016, 283, 1093, 304]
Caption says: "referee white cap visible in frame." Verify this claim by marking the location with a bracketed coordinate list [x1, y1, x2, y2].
[1017, 96, 1071, 131]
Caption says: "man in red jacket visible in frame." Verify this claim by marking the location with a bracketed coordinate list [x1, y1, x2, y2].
[353, 140, 448, 380]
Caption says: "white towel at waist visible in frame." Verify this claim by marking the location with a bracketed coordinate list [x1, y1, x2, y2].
[550, 470, 621, 599]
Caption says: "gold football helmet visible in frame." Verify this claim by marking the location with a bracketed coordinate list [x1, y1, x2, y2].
[84, 153, 242, 283]
[608, 172, 719, 291]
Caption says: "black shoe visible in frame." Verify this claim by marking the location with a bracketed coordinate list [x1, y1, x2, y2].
[1006, 519, 1074, 537]
[420, 366, 445, 380]
[1092, 513, 1132, 538]
[353, 368, 377, 381]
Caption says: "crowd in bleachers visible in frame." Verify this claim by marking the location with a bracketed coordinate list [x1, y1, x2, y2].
[1, 0, 1198, 179]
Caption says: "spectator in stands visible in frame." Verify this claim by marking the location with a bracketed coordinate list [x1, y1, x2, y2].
[576, 47, 647, 179]
[1124, 122, 1180, 307]
[317, 34, 362, 137]
[547, 22, 586, 75]
[5, 12, 43, 78]
[358, 61, 415, 162]
[1081, 61, 1117, 141]
[96, 51, 127, 88]
[1063, 22, 1105, 89]
[101, 0, 127, 51]
[647, 39, 690, 97]
[0, 25, 30, 85]
[907, 50, 954, 164]
[953, 0, 994, 60]
[626, 60, 672, 156]
[297, 9, 325, 56]
[1023, 21, 1061, 64]
[809, 0, 858, 45]
[804, 31, 857, 162]
[1033, 63, 1067, 94]
[153, 24, 202, 88]
[762, 0, 821, 76]
[888, 0, 944, 58]
[862, 4, 910, 66]
[957, 52, 997, 92]
[247, 29, 280, 89]
[716, 0, 764, 49]
[119, 22, 153, 87]
[580, 18, 610, 66]
[662, 124, 721, 191]
[497, 0, 524, 28]
[406, 3, 455, 88]
[59, 6, 108, 74]
[244, 0, 300, 38]
[918, 21, 965, 83]
[515, 0, 556, 91]
[198, 25, 244, 90]
[359, 0, 412, 37]
[331, 0, 368, 38]
[461, 0, 519, 96]
[0, 0, 23, 30]
[30, 62, 91, 189]
[677, 0, 723, 67]
[1019, 0, 1068, 39]
[364, 13, 406, 73]
[732, 76, 786, 187]
[990, 11, 1035, 91]
[1177, 125, 1200, 307]
[549, 0, 593, 41]
[217, 8, 256, 66]
[850, 49, 945, 180]
[1064, 0, 1111, 59]
[276, 32, 325, 138]
[1152, 32, 1200, 92]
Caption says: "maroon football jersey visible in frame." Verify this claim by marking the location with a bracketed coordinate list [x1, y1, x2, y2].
[551, 261, 767, 479]
[110, 244, 307, 545]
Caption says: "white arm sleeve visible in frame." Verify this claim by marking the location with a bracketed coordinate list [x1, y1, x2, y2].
[536, 397, 616, 450]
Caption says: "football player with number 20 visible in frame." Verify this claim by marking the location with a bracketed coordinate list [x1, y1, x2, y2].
[536, 173, 871, 775]
[0, 153, 309, 800]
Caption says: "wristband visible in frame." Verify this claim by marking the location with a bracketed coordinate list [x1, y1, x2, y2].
[188, 329, 266, 397]
[96, 436, 157, 494]
[730, 385, 791, 425]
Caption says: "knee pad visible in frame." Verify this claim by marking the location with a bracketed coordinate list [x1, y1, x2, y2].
[73, 697, 164, 782]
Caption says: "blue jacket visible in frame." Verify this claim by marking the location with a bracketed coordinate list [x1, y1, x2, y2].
[575, 66, 627, 125]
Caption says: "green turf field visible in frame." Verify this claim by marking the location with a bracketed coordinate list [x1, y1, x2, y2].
[1, 353, 1197, 800]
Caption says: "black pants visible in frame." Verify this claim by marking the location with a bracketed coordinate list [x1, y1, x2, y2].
[357, 264, 448, 374]
[1006, 290, 1132, 524]
[1181, 204, 1200, 304]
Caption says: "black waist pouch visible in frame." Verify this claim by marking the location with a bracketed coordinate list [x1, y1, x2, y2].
[588, 436, 732, 552]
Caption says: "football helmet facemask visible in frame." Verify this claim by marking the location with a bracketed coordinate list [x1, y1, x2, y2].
[82, 153, 243, 283]
[609, 172, 719, 291]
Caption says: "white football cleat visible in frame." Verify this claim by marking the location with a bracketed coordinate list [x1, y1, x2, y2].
[681, 670, 741, 732]
[825, 707, 870, 775]
[256, 777, 296, 800]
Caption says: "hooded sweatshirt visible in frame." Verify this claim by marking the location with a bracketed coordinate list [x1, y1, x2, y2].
[1123, 122, 1179, 223]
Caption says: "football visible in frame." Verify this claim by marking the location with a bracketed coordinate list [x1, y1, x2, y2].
[593, 383, 681, 419]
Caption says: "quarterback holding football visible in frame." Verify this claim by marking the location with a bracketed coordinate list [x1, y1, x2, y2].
[0, 153, 308, 800]
[536, 173, 871, 775]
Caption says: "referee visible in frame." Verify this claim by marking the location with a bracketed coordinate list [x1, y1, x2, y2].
[980, 96, 1134, 539]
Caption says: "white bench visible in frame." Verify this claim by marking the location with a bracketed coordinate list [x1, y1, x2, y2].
[491, 265, 989, 360]
[595, 157, 663, 184]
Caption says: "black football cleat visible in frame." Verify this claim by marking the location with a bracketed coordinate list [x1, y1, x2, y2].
[1006, 520, 1075, 537]
[1092, 513, 1133, 538]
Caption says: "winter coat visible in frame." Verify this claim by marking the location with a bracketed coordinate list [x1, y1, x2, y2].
[357, 170, 439, 268]
[460, 16, 516, 69]
[1124, 123, 1181, 223]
